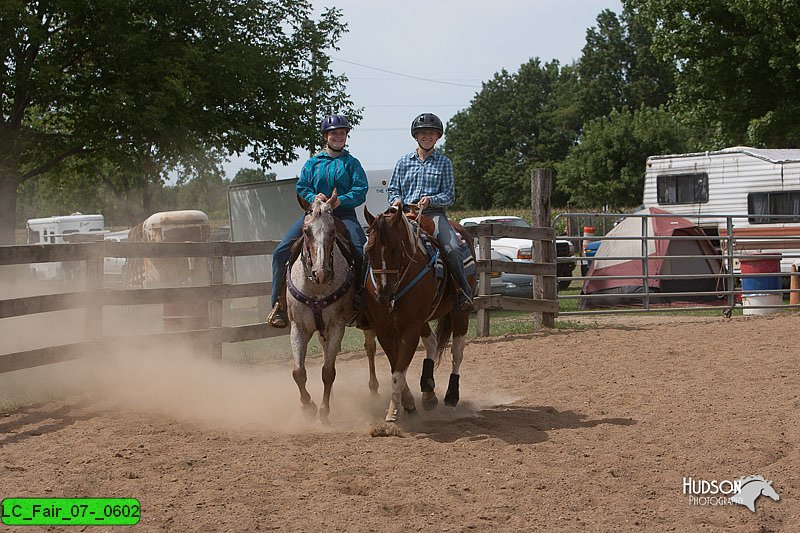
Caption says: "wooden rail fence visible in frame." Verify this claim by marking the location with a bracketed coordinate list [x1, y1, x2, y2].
[0, 226, 557, 374]
[469, 224, 558, 336]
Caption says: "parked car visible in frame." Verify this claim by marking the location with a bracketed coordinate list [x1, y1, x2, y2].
[103, 229, 130, 279]
[581, 239, 602, 277]
[459, 215, 576, 291]
[489, 250, 535, 298]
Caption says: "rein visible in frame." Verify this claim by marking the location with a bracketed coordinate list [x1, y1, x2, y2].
[368, 216, 440, 310]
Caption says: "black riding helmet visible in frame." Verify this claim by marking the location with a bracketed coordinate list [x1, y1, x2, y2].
[410, 113, 444, 138]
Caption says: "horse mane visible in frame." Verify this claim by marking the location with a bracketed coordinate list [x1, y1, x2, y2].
[739, 475, 768, 486]
[379, 206, 425, 254]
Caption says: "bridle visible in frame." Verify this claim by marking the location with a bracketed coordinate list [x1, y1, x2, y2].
[287, 206, 353, 340]
[298, 209, 335, 282]
[367, 209, 438, 309]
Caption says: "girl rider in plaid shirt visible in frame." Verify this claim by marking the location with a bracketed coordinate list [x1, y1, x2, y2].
[267, 114, 368, 328]
[388, 113, 473, 311]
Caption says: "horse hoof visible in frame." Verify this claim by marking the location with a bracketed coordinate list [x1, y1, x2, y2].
[444, 374, 459, 407]
[404, 406, 417, 416]
[302, 401, 318, 418]
[422, 394, 439, 411]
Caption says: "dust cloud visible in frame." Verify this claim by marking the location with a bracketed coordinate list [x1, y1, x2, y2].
[1, 266, 507, 433]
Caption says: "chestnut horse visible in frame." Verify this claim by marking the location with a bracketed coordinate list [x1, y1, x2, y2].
[287, 192, 379, 421]
[363, 205, 476, 422]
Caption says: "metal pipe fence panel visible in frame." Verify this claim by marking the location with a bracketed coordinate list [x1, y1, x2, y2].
[554, 211, 800, 316]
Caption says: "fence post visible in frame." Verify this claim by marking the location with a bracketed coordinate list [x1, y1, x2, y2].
[209, 255, 224, 359]
[476, 233, 492, 337]
[531, 168, 555, 329]
[84, 256, 104, 339]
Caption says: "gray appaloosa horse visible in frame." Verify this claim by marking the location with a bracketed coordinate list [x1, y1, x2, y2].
[286, 191, 379, 422]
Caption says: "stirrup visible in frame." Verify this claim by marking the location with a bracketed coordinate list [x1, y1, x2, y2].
[267, 304, 288, 328]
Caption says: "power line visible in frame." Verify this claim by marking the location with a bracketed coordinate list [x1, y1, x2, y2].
[332, 56, 482, 89]
[362, 104, 467, 108]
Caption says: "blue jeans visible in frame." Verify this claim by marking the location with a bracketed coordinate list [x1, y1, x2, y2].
[270, 208, 366, 307]
[426, 208, 472, 301]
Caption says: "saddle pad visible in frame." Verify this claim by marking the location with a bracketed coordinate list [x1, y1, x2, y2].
[455, 231, 476, 277]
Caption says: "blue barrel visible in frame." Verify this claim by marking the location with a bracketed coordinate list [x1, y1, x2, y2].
[741, 257, 781, 293]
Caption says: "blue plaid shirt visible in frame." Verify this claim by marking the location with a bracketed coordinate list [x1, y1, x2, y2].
[388, 150, 455, 208]
[296, 150, 368, 209]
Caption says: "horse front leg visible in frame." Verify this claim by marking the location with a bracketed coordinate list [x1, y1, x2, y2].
[364, 329, 379, 396]
[420, 331, 438, 410]
[444, 334, 465, 407]
[319, 322, 346, 423]
[386, 330, 419, 422]
[290, 325, 316, 417]
[386, 368, 411, 422]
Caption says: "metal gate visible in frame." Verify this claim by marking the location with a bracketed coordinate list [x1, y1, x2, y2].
[554, 211, 800, 316]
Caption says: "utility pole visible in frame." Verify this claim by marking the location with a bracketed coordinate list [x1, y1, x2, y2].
[303, 19, 318, 158]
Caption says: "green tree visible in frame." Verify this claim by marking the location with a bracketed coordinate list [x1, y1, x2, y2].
[174, 171, 230, 221]
[444, 59, 575, 209]
[557, 106, 696, 207]
[1, 1, 357, 244]
[231, 168, 277, 185]
[631, 0, 800, 147]
[577, 6, 676, 121]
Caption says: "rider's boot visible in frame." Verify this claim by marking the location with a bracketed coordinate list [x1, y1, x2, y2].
[446, 250, 473, 312]
[348, 256, 371, 329]
[267, 294, 288, 328]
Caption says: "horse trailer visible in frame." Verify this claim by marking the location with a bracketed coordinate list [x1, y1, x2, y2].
[643, 147, 800, 272]
[26, 213, 105, 280]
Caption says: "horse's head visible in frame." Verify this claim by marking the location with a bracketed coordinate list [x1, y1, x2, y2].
[364, 204, 416, 305]
[761, 480, 780, 502]
[297, 191, 338, 284]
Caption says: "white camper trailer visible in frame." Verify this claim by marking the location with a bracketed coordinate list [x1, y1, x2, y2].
[26, 213, 105, 245]
[643, 147, 800, 272]
[26, 213, 105, 280]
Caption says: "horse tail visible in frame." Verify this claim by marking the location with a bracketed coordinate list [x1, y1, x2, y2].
[434, 312, 453, 367]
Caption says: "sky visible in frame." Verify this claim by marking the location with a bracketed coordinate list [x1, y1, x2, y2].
[223, 0, 623, 180]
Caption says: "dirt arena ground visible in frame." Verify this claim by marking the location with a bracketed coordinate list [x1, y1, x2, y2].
[1, 314, 798, 531]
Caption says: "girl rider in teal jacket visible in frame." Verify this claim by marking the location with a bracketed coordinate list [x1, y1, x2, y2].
[267, 114, 368, 328]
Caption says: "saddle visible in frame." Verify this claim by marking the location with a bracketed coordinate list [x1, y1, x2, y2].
[405, 211, 476, 279]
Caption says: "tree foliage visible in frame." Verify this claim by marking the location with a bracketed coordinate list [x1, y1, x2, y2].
[1, 0, 357, 243]
[557, 106, 696, 207]
[577, 7, 676, 121]
[444, 59, 577, 209]
[231, 168, 277, 185]
[630, 0, 800, 147]
[444, 4, 677, 210]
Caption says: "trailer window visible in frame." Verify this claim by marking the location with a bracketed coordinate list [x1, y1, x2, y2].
[748, 191, 800, 224]
[657, 173, 709, 205]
